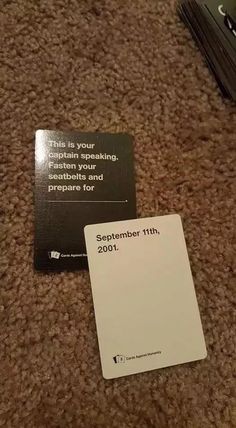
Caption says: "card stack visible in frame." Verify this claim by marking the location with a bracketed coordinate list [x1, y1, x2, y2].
[178, 0, 236, 100]
[34, 131, 207, 378]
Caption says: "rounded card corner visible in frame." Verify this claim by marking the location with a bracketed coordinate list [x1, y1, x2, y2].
[102, 371, 112, 380]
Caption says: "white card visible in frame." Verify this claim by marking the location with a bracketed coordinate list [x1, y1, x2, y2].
[84, 215, 207, 379]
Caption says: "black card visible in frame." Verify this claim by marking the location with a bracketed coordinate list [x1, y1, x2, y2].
[34, 130, 136, 271]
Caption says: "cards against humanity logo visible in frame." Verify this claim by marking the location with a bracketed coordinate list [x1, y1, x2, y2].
[113, 351, 162, 364]
[113, 355, 126, 364]
[48, 251, 60, 259]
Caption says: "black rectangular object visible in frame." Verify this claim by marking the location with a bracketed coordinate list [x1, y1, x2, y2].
[34, 130, 136, 271]
[178, 0, 236, 100]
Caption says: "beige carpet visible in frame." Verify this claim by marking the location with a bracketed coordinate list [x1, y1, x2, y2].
[1, 1, 236, 427]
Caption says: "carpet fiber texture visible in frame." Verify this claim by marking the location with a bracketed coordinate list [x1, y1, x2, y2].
[1, 1, 236, 427]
